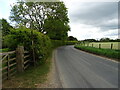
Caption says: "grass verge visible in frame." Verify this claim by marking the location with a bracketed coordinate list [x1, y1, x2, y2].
[2, 55, 52, 88]
[0, 48, 9, 52]
[74, 45, 120, 61]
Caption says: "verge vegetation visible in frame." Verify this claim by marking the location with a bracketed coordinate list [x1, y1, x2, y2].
[2, 56, 52, 88]
[74, 45, 120, 61]
[3, 27, 52, 64]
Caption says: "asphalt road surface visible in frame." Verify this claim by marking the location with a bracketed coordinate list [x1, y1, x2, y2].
[54, 45, 118, 88]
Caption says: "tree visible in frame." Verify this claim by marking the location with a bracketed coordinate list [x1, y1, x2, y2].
[83, 39, 96, 42]
[115, 39, 120, 42]
[43, 2, 70, 40]
[68, 36, 78, 41]
[10, 2, 47, 32]
[10, 1, 70, 40]
[0, 18, 13, 36]
[100, 38, 111, 42]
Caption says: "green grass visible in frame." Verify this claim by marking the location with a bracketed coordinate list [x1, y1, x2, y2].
[0, 48, 9, 52]
[83, 42, 119, 50]
[74, 45, 120, 61]
[2, 56, 51, 88]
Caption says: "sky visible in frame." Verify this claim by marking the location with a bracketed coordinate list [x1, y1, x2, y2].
[63, 0, 119, 40]
[0, 0, 119, 40]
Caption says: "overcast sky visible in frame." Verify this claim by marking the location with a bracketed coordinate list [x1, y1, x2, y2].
[62, 0, 119, 40]
[0, 0, 119, 40]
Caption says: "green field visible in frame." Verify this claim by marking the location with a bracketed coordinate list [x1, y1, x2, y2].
[82, 42, 119, 50]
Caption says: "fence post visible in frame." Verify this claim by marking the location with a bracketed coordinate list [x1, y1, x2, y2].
[16, 46, 24, 73]
[111, 43, 113, 49]
[92, 44, 93, 47]
[99, 44, 101, 49]
[32, 40, 36, 66]
[87, 43, 89, 47]
[7, 55, 10, 79]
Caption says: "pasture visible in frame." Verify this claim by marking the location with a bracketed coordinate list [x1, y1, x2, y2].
[82, 42, 119, 50]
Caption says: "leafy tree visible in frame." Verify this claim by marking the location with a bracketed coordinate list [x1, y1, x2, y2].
[115, 39, 120, 42]
[100, 38, 111, 42]
[10, 2, 47, 32]
[44, 17, 70, 40]
[10, 1, 70, 40]
[0, 18, 13, 36]
[83, 39, 96, 42]
[68, 36, 78, 41]
[43, 2, 70, 40]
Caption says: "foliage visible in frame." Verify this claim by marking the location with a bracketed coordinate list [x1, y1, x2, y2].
[68, 36, 78, 41]
[74, 45, 120, 60]
[82, 39, 97, 42]
[0, 18, 13, 36]
[100, 38, 111, 42]
[51, 40, 79, 48]
[44, 18, 70, 40]
[51, 40, 65, 48]
[66, 41, 78, 45]
[43, 2, 70, 40]
[10, 1, 70, 40]
[114, 39, 120, 42]
[3, 27, 52, 63]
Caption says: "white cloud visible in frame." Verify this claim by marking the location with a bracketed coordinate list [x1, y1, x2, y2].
[68, 23, 118, 40]
[68, 23, 101, 40]
[63, 1, 118, 40]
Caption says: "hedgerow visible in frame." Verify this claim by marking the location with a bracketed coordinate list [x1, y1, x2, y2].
[3, 27, 52, 64]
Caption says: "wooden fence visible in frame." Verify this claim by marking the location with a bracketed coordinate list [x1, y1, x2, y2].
[78, 42, 119, 50]
[1, 46, 30, 81]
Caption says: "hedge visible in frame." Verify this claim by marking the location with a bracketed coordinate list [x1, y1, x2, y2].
[66, 41, 78, 45]
[3, 27, 52, 64]
[51, 40, 66, 48]
[51, 40, 78, 48]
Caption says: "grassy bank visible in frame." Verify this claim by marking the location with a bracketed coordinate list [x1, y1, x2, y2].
[74, 45, 120, 61]
[2, 54, 52, 88]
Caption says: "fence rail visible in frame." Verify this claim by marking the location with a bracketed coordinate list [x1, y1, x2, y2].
[1, 46, 30, 81]
[79, 42, 119, 50]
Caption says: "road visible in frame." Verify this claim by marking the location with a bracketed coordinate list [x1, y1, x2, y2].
[54, 45, 118, 88]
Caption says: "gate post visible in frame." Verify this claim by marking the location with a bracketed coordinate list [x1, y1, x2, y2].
[16, 46, 24, 73]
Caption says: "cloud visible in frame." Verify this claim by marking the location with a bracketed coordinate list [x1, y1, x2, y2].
[68, 23, 118, 40]
[69, 2, 118, 30]
[63, 1, 118, 40]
